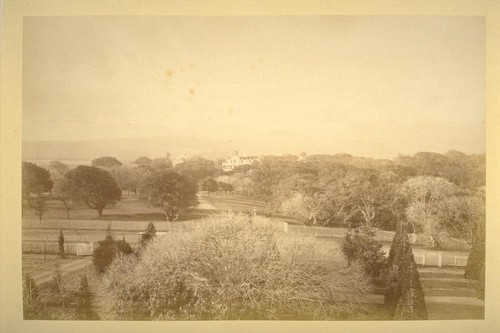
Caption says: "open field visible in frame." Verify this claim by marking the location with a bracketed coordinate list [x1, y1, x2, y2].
[23, 193, 219, 221]
[22, 254, 84, 278]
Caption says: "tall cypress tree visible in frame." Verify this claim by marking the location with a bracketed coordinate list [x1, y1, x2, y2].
[465, 219, 485, 280]
[385, 225, 406, 308]
[58, 229, 65, 258]
[394, 261, 428, 320]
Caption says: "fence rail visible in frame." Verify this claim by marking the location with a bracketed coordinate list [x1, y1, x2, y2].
[23, 218, 470, 266]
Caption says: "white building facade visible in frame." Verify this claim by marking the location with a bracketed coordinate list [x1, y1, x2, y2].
[222, 150, 259, 172]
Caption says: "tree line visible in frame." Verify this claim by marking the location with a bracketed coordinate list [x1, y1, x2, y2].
[218, 151, 485, 246]
[22, 150, 485, 246]
[22, 155, 232, 221]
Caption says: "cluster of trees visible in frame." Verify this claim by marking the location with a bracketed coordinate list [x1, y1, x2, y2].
[22, 162, 54, 219]
[23, 272, 99, 320]
[342, 223, 428, 320]
[92, 231, 133, 274]
[23, 150, 485, 246]
[219, 151, 485, 245]
[22, 154, 227, 220]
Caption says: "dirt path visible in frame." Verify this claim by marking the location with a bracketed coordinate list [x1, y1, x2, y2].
[31, 258, 92, 285]
[196, 196, 217, 210]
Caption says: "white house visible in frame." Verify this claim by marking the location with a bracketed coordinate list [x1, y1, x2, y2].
[222, 150, 258, 172]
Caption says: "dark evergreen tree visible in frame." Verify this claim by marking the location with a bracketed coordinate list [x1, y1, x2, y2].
[387, 226, 404, 267]
[140, 221, 157, 247]
[394, 261, 428, 320]
[385, 226, 408, 310]
[74, 275, 100, 320]
[341, 226, 386, 279]
[92, 231, 133, 274]
[465, 219, 485, 280]
[58, 229, 65, 258]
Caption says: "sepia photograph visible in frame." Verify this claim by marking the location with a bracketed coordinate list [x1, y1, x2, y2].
[18, 14, 487, 322]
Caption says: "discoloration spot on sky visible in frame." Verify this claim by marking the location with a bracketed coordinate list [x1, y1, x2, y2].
[227, 108, 234, 114]
[189, 89, 195, 96]
[165, 69, 174, 77]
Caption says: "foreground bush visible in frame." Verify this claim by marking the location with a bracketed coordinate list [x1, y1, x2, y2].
[342, 226, 386, 279]
[98, 213, 372, 320]
[92, 232, 133, 274]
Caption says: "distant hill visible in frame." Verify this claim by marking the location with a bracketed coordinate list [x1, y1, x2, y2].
[22, 137, 231, 163]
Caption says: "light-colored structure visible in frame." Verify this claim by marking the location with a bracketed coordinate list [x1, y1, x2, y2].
[222, 150, 258, 172]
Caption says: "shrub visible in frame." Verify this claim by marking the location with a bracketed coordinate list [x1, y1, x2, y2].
[140, 222, 157, 247]
[58, 229, 65, 258]
[23, 274, 43, 319]
[98, 213, 373, 320]
[93, 232, 133, 274]
[465, 220, 485, 280]
[342, 226, 386, 279]
[74, 275, 100, 320]
[51, 265, 70, 308]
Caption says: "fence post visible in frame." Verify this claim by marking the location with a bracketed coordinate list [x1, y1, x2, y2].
[438, 252, 443, 268]
[422, 253, 426, 266]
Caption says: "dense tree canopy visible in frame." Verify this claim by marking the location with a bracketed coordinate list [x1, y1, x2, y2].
[173, 157, 220, 184]
[22, 161, 53, 195]
[151, 157, 173, 169]
[91, 156, 123, 168]
[139, 170, 198, 221]
[49, 160, 69, 176]
[133, 156, 152, 166]
[217, 150, 484, 239]
[112, 166, 144, 194]
[200, 177, 218, 196]
[66, 166, 121, 217]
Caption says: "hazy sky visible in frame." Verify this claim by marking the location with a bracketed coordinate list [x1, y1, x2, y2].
[23, 16, 485, 158]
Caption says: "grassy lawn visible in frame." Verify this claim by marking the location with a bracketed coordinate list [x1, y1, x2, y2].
[206, 193, 269, 214]
[426, 303, 484, 320]
[24, 193, 216, 221]
[31, 265, 99, 320]
[207, 193, 303, 224]
[22, 254, 84, 278]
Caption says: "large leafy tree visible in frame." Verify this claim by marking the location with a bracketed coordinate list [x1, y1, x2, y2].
[53, 176, 77, 219]
[139, 170, 198, 221]
[66, 166, 121, 217]
[436, 192, 485, 246]
[113, 166, 143, 194]
[174, 157, 220, 184]
[200, 177, 218, 197]
[22, 161, 53, 219]
[400, 175, 458, 236]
